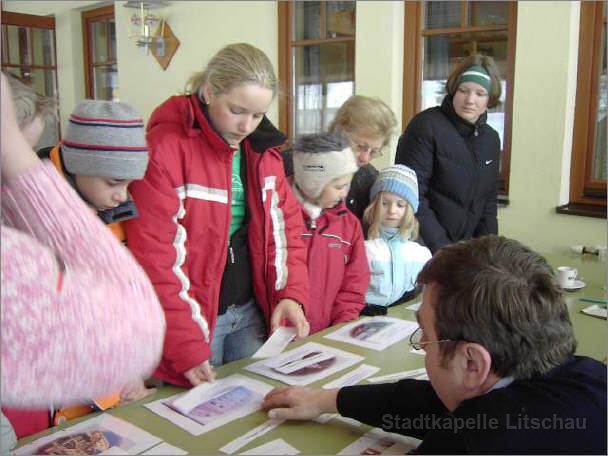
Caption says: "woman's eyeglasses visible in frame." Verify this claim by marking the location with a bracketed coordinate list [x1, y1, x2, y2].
[352, 142, 382, 159]
[408, 326, 457, 351]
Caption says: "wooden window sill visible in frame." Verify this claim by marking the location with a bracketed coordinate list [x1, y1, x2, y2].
[556, 203, 607, 219]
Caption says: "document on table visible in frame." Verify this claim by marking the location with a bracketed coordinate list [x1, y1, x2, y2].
[324, 316, 418, 350]
[322, 364, 380, 389]
[367, 368, 428, 383]
[405, 301, 422, 311]
[252, 326, 296, 358]
[581, 304, 607, 320]
[12, 414, 161, 455]
[144, 374, 274, 436]
[245, 342, 364, 385]
[337, 428, 421, 455]
[219, 419, 284, 454]
[239, 438, 300, 455]
[142, 442, 188, 455]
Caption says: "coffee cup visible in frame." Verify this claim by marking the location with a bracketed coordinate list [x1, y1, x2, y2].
[556, 266, 578, 288]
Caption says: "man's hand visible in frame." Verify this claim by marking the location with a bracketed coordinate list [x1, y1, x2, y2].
[262, 386, 339, 420]
[184, 360, 215, 386]
[270, 299, 310, 338]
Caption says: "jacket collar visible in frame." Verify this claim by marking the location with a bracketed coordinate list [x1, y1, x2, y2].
[191, 94, 287, 153]
[440, 95, 487, 136]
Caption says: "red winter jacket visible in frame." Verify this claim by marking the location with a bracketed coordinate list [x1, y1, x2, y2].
[124, 95, 309, 387]
[298, 198, 370, 334]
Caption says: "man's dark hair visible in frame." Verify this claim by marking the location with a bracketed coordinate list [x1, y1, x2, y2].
[417, 235, 576, 379]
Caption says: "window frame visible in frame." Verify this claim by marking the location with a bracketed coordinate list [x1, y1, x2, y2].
[402, 1, 517, 197]
[560, 1, 607, 218]
[277, 1, 356, 140]
[82, 4, 116, 100]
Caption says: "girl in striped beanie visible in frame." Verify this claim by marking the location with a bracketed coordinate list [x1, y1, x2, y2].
[361, 164, 432, 315]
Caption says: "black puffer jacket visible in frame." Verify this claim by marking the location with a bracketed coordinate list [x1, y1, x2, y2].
[395, 95, 499, 253]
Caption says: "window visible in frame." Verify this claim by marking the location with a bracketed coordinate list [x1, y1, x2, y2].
[559, 1, 607, 218]
[82, 5, 118, 100]
[1, 11, 59, 150]
[278, 1, 355, 139]
[403, 1, 517, 196]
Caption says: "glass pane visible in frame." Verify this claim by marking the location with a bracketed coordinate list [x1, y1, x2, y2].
[108, 19, 116, 61]
[293, 1, 321, 41]
[326, 1, 355, 38]
[6, 25, 31, 65]
[31, 28, 55, 66]
[424, 1, 461, 30]
[422, 31, 509, 148]
[1, 25, 7, 62]
[94, 64, 119, 101]
[468, 2, 508, 26]
[293, 43, 354, 136]
[92, 20, 111, 63]
[592, 23, 607, 181]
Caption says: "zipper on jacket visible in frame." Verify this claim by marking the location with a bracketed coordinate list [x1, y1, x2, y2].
[229, 246, 235, 264]
[474, 126, 479, 137]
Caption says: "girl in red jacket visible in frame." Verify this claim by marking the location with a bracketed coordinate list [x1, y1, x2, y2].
[290, 131, 371, 334]
[124, 43, 310, 387]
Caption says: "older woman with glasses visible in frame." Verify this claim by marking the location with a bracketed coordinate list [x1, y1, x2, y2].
[283, 95, 397, 222]
[328, 95, 397, 221]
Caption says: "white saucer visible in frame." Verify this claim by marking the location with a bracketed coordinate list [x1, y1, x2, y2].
[562, 279, 586, 291]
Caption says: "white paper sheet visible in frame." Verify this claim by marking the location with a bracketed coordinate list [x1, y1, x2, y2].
[405, 301, 422, 311]
[219, 419, 284, 454]
[13, 414, 161, 455]
[337, 428, 421, 455]
[141, 442, 188, 455]
[144, 394, 207, 436]
[322, 364, 380, 389]
[367, 368, 428, 384]
[324, 317, 418, 351]
[252, 326, 297, 358]
[581, 304, 608, 319]
[245, 342, 364, 385]
[163, 374, 274, 434]
[239, 438, 300, 455]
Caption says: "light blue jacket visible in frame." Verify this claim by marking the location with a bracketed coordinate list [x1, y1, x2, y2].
[365, 227, 432, 306]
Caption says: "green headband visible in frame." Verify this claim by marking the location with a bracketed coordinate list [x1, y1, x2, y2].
[458, 64, 492, 93]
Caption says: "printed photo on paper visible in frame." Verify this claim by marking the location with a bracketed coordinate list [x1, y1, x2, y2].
[245, 342, 363, 385]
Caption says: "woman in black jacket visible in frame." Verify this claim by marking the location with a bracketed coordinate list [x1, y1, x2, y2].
[395, 54, 502, 253]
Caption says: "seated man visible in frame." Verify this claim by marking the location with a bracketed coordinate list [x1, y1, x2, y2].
[263, 235, 607, 454]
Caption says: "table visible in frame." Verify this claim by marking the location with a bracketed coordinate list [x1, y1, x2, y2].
[15, 252, 607, 454]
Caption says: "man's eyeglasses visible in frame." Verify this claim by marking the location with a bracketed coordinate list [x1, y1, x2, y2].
[408, 326, 457, 351]
[352, 142, 382, 159]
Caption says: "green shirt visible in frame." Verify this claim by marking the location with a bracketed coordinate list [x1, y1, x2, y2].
[229, 148, 245, 238]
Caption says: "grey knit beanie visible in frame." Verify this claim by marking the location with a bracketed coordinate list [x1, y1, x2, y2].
[61, 100, 148, 180]
[370, 164, 419, 212]
[292, 131, 358, 199]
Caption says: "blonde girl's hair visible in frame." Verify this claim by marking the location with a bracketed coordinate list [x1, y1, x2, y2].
[186, 43, 278, 100]
[329, 95, 397, 149]
[363, 191, 419, 241]
[6, 73, 57, 130]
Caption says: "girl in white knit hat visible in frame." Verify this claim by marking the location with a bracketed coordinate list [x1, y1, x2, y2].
[362, 165, 432, 315]
[290, 131, 370, 334]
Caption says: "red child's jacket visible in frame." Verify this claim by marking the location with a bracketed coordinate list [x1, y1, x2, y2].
[298, 200, 370, 334]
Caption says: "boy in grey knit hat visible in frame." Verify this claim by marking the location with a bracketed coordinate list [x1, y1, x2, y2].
[40, 99, 149, 236]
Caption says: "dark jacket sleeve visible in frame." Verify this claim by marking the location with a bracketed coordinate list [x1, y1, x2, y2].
[395, 115, 451, 253]
[337, 379, 447, 439]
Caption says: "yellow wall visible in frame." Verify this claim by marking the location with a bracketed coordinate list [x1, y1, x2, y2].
[4, 0, 605, 254]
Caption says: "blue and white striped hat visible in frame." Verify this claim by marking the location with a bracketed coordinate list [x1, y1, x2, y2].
[370, 164, 419, 212]
[62, 100, 148, 180]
